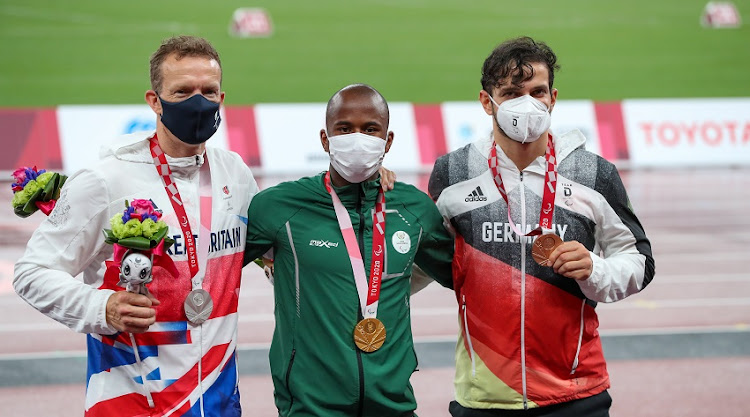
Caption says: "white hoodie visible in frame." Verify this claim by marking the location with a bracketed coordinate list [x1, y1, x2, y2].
[14, 131, 258, 416]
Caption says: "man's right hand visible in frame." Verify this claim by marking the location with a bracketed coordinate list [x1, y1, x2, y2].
[106, 291, 160, 333]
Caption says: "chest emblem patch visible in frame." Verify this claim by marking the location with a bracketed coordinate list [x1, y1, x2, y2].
[392, 231, 411, 254]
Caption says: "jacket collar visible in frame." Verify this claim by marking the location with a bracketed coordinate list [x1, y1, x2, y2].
[321, 172, 382, 209]
[101, 131, 206, 179]
[473, 129, 587, 175]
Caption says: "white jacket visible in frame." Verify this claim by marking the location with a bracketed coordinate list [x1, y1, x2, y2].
[14, 131, 258, 416]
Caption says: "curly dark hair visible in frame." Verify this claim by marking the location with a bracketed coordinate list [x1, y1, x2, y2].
[481, 36, 560, 94]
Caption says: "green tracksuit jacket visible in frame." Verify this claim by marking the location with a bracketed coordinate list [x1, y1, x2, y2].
[244, 173, 454, 417]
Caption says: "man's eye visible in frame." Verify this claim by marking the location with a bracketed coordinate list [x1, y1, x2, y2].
[339, 127, 351, 133]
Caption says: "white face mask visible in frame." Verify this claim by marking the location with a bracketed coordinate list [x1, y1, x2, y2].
[327, 132, 387, 183]
[489, 94, 552, 144]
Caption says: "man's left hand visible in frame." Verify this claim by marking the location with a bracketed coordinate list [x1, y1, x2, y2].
[379, 166, 396, 191]
[547, 241, 593, 281]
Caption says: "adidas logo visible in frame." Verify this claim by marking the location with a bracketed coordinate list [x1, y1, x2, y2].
[465, 186, 488, 202]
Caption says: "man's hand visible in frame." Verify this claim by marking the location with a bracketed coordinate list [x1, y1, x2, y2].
[379, 166, 396, 191]
[547, 241, 593, 281]
[106, 291, 160, 333]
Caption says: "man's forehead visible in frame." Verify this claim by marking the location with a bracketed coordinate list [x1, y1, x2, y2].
[331, 96, 386, 119]
[498, 63, 549, 88]
[162, 55, 221, 72]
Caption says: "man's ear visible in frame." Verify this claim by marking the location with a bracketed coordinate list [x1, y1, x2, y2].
[384, 131, 394, 153]
[479, 89, 495, 116]
[549, 88, 558, 113]
[320, 129, 330, 153]
[146, 90, 161, 115]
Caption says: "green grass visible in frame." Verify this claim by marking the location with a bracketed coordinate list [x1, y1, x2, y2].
[0, 0, 748, 106]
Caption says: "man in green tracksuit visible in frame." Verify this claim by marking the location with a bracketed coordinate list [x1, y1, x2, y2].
[244, 84, 454, 417]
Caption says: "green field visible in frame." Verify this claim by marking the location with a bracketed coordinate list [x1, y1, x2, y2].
[0, 0, 748, 106]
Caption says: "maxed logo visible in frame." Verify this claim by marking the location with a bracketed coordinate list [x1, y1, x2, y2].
[309, 240, 339, 248]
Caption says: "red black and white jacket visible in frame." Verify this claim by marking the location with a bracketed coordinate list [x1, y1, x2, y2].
[428, 130, 655, 410]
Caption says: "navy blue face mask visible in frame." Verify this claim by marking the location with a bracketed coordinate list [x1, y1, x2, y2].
[159, 94, 221, 145]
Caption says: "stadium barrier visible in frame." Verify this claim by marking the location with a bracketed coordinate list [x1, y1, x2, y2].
[1, 98, 749, 177]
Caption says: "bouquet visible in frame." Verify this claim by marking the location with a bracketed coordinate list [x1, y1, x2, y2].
[11, 166, 67, 218]
[103, 199, 178, 294]
[104, 199, 174, 251]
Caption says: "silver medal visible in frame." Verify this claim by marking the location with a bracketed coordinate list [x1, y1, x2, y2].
[184, 289, 213, 325]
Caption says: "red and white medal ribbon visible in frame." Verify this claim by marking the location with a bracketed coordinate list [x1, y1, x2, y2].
[325, 172, 385, 319]
[488, 134, 557, 237]
[149, 136, 212, 281]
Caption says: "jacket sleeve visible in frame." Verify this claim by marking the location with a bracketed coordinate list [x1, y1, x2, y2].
[243, 189, 277, 266]
[13, 169, 117, 334]
[412, 193, 454, 290]
[427, 155, 450, 202]
[577, 162, 655, 303]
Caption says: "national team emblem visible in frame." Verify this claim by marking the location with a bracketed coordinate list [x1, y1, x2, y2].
[223, 185, 230, 195]
[392, 231, 411, 254]
[229, 8, 274, 38]
[701, 2, 742, 28]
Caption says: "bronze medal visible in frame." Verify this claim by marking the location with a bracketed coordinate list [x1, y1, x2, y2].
[184, 289, 214, 325]
[353, 318, 386, 353]
[531, 233, 563, 266]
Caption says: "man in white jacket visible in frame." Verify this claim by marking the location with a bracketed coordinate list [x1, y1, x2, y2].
[14, 35, 259, 416]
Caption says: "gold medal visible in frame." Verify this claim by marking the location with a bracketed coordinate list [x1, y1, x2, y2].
[353, 318, 386, 353]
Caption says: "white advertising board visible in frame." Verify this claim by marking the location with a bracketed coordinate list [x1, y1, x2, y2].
[254, 102, 421, 174]
[622, 98, 750, 167]
[56, 105, 229, 175]
[441, 100, 600, 155]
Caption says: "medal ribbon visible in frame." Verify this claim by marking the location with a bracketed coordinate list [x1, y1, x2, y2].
[488, 134, 557, 237]
[149, 135, 212, 279]
[325, 172, 386, 319]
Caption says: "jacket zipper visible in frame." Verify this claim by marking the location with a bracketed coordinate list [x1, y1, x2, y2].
[518, 171, 528, 409]
[461, 294, 476, 377]
[285, 349, 296, 412]
[570, 300, 585, 375]
[355, 186, 366, 417]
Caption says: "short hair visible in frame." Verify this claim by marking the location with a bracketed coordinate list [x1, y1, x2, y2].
[325, 84, 389, 127]
[481, 36, 560, 93]
[149, 35, 222, 93]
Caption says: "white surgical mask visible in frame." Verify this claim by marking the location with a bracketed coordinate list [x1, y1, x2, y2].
[327, 132, 387, 183]
[489, 94, 551, 143]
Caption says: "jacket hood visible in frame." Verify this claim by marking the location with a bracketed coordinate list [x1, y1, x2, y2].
[471, 129, 587, 176]
[472, 129, 586, 163]
[100, 130, 206, 169]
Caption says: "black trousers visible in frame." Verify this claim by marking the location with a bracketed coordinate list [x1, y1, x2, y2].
[449, 391, 612, 417]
